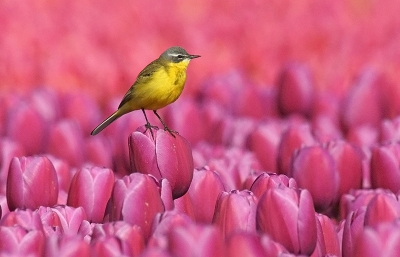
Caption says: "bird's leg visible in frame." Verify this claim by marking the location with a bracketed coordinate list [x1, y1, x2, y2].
[153, 110, 178, 138]
[142, 108, 158, 138]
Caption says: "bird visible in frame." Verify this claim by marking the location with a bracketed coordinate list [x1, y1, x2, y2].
[90, 46, 200, 137]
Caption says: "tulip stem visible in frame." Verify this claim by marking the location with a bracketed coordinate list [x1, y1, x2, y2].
[153, 110, 177, 138]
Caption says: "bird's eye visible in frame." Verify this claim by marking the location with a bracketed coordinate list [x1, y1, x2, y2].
[177, 54, 184, 59]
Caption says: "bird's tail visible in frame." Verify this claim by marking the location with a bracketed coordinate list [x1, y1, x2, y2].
[90, 110, 123, 135]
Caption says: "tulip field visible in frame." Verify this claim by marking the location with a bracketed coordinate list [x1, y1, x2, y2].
[1, 1, 400, 256]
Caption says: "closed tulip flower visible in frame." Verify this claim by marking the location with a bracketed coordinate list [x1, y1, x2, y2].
[0, 226, 45, 256]
[67, 166, 114, 223]
[213, 190, 257, 238]
[108, 173, 165, 240]
[129, 126, 194, 199]
[363, 192, 400, 227]
[256, 186, 317, 255]
[291, 145, 339, 211]
[7, 156, 59, 211]
[250, 172, 298, 199]
[370, 142, 400, 192]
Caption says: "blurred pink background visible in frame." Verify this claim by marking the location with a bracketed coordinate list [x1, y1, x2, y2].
[1, 0, 399, 104]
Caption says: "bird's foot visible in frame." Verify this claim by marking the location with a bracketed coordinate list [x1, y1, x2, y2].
[164, 126, 178, 138]
[144, 123, 159, 139]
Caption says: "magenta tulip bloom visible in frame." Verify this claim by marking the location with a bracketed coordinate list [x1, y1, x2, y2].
[256, 186, 317, 255]
[0, 208, 43, 232]
[129, 126, 194, 199]
[108, 173, 165, 240]
[213, 190, 257, 238]
[47, 119, 85, 167]
[250, 172, 297, 199]
[167, 224, 226, 257]
[326, 140, 363, 198]
[0, 226, 45, 256]
[187, 168, 225, 223]
[5, 102, 47, 155]
[276, 63, 314, 116]
[7, 156, 59, 211]
[0, 138, 25, 186]
[91, 221, 145, 257]
[291, 145, 339, 211]
[248, 121, 282, 172]
[277, 124, 316, 175]
[364, 192, 400, 227]
[354, 222, 400, 257]
[226, 231, 288, 257]
[45, 235, 90, 257]
[312, 214, 340, 257]
[67, 166, 114, 223]
[370, 142, 400, 192]
[342, 208, 367, 257]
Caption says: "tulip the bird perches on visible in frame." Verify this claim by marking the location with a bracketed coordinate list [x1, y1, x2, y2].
[90, 46, 200, 137]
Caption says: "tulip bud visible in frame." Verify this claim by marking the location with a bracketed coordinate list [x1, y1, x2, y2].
[187, 168, 225, 223]
[277, 124, 316, 175]
[0, 208, 43, 231]
[248, 120, 282, 172]
[108, 173, 165, 240]
[167, 224, 226, 257]
[312, 214, 340, 257]
[370, 142, 400, 192]
[6, 102, 47, 155]
[0, 226, 45, 256]
[129, 126, 194, 199]
[354, 221, 400, 257]
[277, 63, 314, 116]
[44, 235, 90, 257]
[291, 145, 339, 211]
[91, 221, 145, 257]
[7, 156, 59, 211]
[342, 208, 366, 257]
[85, 135, 113, 168]
[250, 172, 298, 199]
[326, 140, 363, 199]
[0, 139, 25, 186]
[47, 119, 85, 167]
[256, 187, 317, 255]
[340, 68, 386, 131]
[67, 166, 114, 223]
[213, 190, 257, 238]
[364, 192, 400, 227]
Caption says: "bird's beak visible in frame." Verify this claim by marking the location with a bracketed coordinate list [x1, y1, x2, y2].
[189, 55, 201, 59]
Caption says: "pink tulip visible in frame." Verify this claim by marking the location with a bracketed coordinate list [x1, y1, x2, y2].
[241, 170, 263, 190]
[226, 231, 288, 257]
[277, 124, 316, 175]
[91, 221, 145, 257]
[5, 102, 47, 155]
[47, 119, 85, 167]
[248, 120, 283, 172]
[187, 168, 225, 223]
[129, 126, 194, 199]
[291, 145, 339, 211]
[250, 172, 298, 199]
[167, 224, 226, 257]
[35, 205, 88, 236]
[346, 125, 378, 149]
[108, 173, 165, 240]
[162, 98, 205, 144]
[7, 156, 59, 211]
[311, 214, 340, 257]
[276, 63, 314, 116]
[67, 166, 114, 223]
[364, 192, 400, 227]
[84, 135, 113, 168]
[45, 155, 72, 194]
[213, 190, 257, 238]
[0, 226, 45, 256]
[90, 236, 125, 257]
[256, 187, 317, 255]
[60, 92, 101, 135]
[354, 221, 400, 257]
[379, 117, 400, 142]
[325, 140, 363, 198]
[342, 208, 367, 257]
[0, 139, 25, 187]
[340, 68, 386, 131]
[370, 142, 400, 192]
[45, 235, 90, 257]
[339, 189, 394, 220]
[0, 208, 43, 232]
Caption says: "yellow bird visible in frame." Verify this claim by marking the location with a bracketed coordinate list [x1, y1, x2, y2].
[91, 46, 200, 137]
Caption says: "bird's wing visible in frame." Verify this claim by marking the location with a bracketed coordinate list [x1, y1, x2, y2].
[117, 60, 165, 109]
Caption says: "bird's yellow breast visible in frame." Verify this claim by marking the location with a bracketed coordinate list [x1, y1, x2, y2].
[129, 60, 190, 110]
